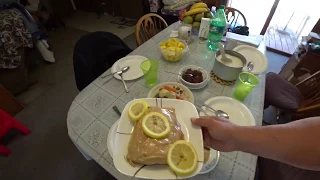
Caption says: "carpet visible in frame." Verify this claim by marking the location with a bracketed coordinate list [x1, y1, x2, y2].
[64, 11, 135, 39]
[110, 17, 137, 27]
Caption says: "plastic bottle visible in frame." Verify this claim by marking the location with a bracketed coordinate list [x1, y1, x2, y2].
[207, 5, 227, 51]
[211, 6, 216, 16]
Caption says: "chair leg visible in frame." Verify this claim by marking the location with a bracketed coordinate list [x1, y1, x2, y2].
[0, 144, 11, 156]
[12, 119, 30, 135]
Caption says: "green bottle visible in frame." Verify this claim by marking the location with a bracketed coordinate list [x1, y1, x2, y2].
[207, 5, 227, 51]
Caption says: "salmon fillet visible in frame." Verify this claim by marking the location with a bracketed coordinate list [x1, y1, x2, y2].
[126, 106, 184, 165]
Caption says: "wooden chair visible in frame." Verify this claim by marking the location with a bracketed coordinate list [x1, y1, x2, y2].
[135, 13, 168, 46]
[264, 71, 320, 125]
[225, 7, 247, 28]
[292, 70, 320, 119]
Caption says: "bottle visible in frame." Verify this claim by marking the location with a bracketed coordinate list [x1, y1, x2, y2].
[211, 6, 216, 16]
[207, 5, 227, 51]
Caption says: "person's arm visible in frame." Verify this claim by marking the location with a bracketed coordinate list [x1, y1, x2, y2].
[234, 117, 320, 171]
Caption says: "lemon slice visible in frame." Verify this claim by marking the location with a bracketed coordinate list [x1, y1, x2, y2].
[167, 140, 198, 175]
[142, 112, 171, 139]
[128, 100, 148, 121]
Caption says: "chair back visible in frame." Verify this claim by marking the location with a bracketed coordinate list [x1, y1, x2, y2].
[225, 7, 247, 28]
[293, 70, 320, 119]
[135, 13, 168, 46]
[73, 32, 132, 91]
[295, 70, 320, 101]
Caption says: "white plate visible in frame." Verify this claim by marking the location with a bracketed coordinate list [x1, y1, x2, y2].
[147, 82, 195, 103]
[200, 96, 256, 126]
[199, 149, 220, 174]
[111, 55, 148, 80]
[107, 120, 119, 158]
[113, 98, 203, 179]
[233, 45, 268, 74]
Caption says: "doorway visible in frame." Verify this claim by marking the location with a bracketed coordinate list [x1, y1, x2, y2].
[228, 0, 320, 56]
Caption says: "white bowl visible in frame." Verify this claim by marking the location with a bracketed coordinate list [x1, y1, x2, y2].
[147, 82, 194, 104]
[160, 38, 188, 62]
[178, 65, 209, 89]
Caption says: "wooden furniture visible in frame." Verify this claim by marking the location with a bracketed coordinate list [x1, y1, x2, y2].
[293, 70, 320, 119]
[0, 85, 24, 116]
[135, 13, 168, 46]
[0, 48, 29, 95]
[225, 7, 247, 26]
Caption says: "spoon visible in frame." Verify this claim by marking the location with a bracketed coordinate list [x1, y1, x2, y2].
[116, 66, 130, 93]
[219, 43, 232, 63]
[244, 61, 254, 83]
[100, 66, 130, 78]
[198, 103, 229, 119]
[247, 61, 254, 72]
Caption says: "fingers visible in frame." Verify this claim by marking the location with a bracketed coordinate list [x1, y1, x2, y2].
[191, 116, 218, 127]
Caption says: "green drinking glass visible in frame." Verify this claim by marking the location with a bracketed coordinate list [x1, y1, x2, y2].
[233, 72, 259, 101]
[140, 60, 159, 87]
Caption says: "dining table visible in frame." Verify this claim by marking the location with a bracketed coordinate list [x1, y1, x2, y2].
[67, 22, 266, 180]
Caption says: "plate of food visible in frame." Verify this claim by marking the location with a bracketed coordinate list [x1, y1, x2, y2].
[113, 98, 204, 179]
[147, 82, 194, 103]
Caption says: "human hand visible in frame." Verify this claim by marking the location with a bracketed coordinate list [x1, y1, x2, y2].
[191, 116, 239, 152]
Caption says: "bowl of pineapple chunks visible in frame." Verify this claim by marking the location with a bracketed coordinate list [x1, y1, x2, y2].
[160, 38, 188, 62]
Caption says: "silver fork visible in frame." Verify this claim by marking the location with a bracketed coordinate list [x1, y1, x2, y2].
[195, 103, 229, 119]
[195, 105, 209, 116]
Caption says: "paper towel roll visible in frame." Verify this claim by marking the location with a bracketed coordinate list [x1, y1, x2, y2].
[199, 18, 211, 38]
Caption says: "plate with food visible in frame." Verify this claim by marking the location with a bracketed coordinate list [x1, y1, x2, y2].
[113, 98, 204, 179]
[107, 120, 119, 158]
[178, 65, 209, 90]
[147, 82, 194, 103]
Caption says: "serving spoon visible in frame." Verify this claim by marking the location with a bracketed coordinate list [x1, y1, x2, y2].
[244, 61, 254, 83]
[219, 43, 232, 63]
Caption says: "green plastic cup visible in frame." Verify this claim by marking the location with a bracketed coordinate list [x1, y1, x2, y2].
[233, 72, 259, 101]
[140, 60, 158, 87]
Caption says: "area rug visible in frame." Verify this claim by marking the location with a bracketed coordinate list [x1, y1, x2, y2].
[110, 17, 137, 27]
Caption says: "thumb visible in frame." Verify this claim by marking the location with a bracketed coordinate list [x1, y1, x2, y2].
[191, 116, 217, 127]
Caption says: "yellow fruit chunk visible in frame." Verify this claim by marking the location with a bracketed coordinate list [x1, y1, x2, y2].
[142, 112, 171, 139]
[167, 140, 198, 175]
[128, 100, 148, 121]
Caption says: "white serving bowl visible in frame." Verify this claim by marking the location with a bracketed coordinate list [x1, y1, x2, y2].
[178, 65, 209, 89]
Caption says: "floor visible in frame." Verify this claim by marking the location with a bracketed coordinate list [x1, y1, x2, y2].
[0, 12, 289, 180]
[64, 11, 136, 39]
[264, 25, 299, 56]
